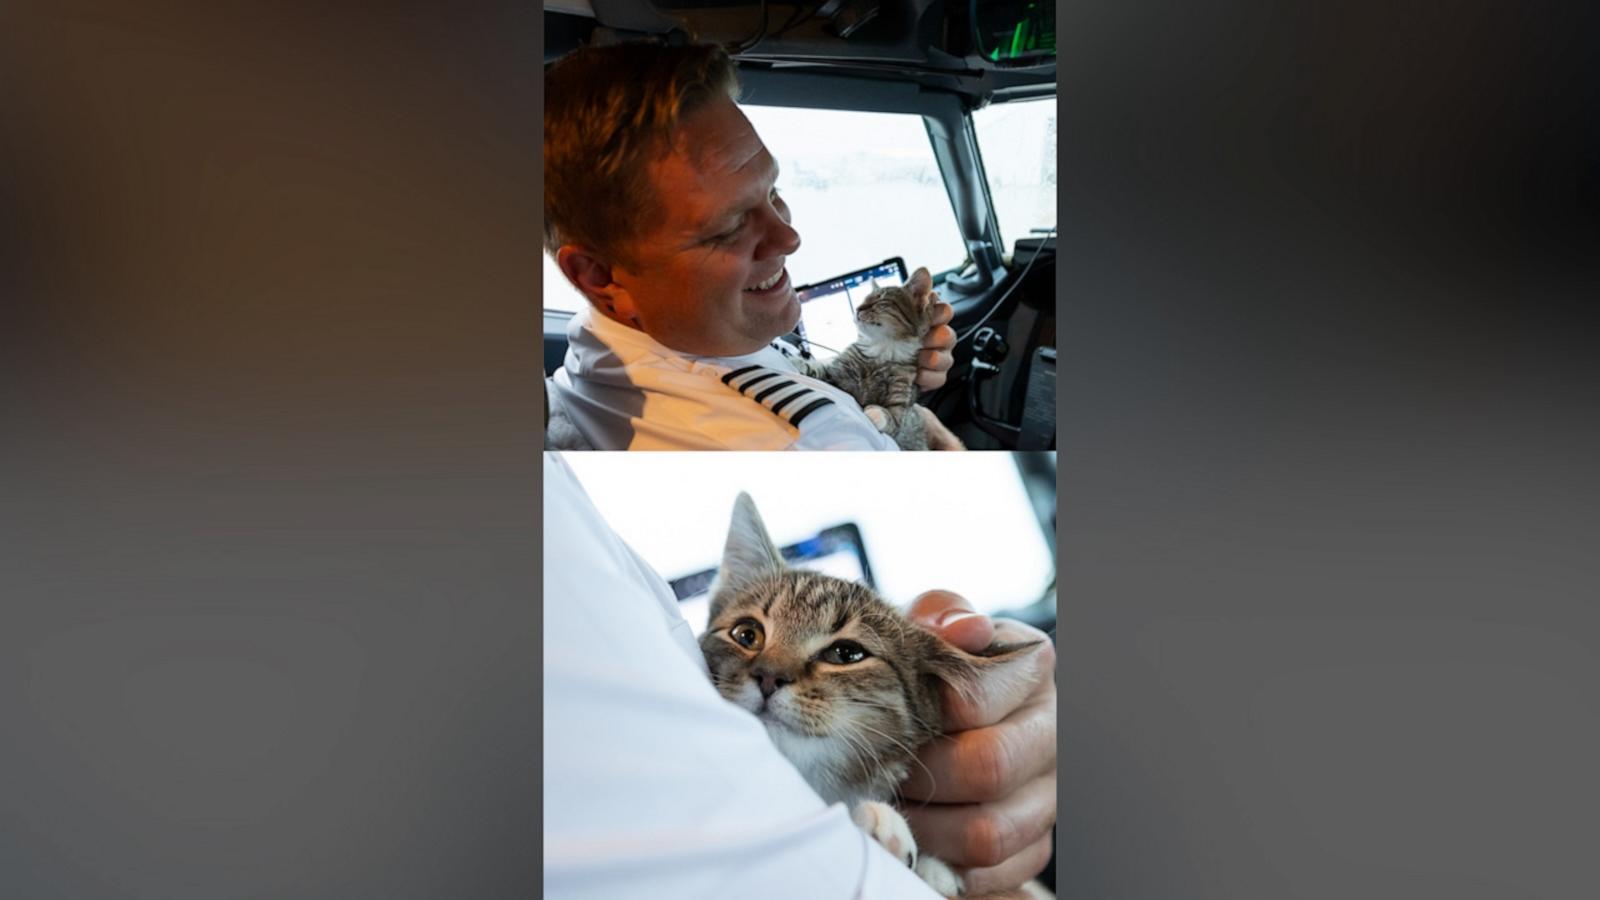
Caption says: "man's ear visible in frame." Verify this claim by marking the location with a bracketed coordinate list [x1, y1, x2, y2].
[556, 245, 639, 322]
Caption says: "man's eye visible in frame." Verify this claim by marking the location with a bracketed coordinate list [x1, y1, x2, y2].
[730, 619, 765, 650]
[708, 224, 743, 245]
[819, 640, 868, 665]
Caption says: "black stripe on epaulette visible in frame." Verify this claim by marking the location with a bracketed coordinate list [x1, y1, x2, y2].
[770, 389, 807, 414]
[753, 380, 795, 403]
[721, 365, 762, 385]
[737, 371, 782, 394]
[786, 397, 834, 427]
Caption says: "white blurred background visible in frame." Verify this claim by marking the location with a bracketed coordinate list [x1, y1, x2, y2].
[560, 452, 1053, 633]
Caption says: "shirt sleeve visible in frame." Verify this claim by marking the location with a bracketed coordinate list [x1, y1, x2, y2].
[788, 403, 902, 451]
[543, 456, 937, 900]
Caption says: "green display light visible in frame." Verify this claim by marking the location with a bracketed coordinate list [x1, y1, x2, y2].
[973, 1, 1054, 65]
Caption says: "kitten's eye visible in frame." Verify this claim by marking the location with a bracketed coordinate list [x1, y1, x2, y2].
[729, 619, 765, 651]
[819, 640, 869, 665]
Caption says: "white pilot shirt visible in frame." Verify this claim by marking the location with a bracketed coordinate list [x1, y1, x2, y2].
[547, 305, 899, 451]
[543, 454, 941, 899]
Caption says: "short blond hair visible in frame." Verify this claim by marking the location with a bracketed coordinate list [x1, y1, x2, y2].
[544, 43, 739, 265]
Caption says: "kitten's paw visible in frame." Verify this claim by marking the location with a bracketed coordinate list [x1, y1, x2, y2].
[863, 405, 891, 432]
[850, 800, 917, 868]
[913, 855, 965, 897]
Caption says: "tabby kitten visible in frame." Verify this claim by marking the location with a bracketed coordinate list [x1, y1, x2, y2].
[699, 493, 1040, 896]
[809, 267, 938, 450]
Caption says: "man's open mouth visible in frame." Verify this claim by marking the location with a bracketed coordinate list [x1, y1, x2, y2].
[743, 268, 787, 293]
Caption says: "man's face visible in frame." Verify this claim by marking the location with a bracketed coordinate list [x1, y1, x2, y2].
[603, 97, 803, 357]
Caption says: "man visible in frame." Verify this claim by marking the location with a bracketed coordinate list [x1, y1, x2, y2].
[543, 42, 962, 451]
[543, 455, 1057, 897]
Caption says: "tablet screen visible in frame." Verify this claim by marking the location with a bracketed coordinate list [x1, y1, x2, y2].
[793, 258, 907, 361]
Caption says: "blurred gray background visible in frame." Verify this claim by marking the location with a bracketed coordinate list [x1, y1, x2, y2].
[3, 1, 1598, 898]
[2, 4, 542, 897]
[1059, 2, 1599, 897]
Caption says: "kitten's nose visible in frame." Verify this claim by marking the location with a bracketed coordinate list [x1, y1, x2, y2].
[756, 670, 793, 699]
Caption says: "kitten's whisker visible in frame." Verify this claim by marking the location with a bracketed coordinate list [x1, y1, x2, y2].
[849, 720, 938, 798]
[844, 697, 939, 734]
[835, 730, 875, 782]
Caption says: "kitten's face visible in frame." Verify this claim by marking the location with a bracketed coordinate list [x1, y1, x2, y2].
[854, 284, 929, 345]
[698, 493, 1035, 803]
[701, 568, 939, 745]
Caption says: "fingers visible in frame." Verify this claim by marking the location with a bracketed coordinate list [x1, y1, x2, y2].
[917, 344, 955, 372]
[917, 312, 956, 389]
[915, 366, 948, 392]
[902, 770, 1057, 870]
[906, 591, 995, 652]
[921, 319, 955, 350]
[957, 831, 1055, 898]
[939, 620, 1056, 731]
[918, 406, 967, 451]
[915, 344, 954, 391]
[899, 684, 1056, 801]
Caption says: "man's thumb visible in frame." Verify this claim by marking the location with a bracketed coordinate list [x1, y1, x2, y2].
[906, 590, 994, 653]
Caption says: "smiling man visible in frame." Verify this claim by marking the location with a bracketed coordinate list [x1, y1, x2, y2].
[544, 42, 960, 451]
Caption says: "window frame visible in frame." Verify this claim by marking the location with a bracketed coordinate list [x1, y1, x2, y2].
[968, 88, 1058, 260]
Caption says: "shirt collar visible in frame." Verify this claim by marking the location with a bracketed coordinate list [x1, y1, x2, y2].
[571, 305, 785, 370]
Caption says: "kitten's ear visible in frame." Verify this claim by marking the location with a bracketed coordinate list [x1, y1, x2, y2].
[919, 631, 1045, 707]
[906, 267, 933, 305]
[718, 492, 785, 587]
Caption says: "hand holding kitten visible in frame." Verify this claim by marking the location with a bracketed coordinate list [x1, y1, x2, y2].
[906, 267, 957, 392]
[900, 591, 1058, 897]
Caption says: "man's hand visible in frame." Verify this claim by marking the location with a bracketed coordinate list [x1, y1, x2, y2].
[906, 267, 956, 392]
[900, 591, 1057, 897]
[917, 405, 966, 451]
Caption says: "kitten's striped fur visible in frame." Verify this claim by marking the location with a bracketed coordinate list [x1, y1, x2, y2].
[805, 268, 939, 450]
[699, 493, 1040, 895]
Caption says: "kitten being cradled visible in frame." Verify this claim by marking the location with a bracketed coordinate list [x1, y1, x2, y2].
[700, 493, 1041, 896]
[802, 266, 948, 451]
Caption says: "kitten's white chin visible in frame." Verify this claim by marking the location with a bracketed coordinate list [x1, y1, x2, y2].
[855, 330, 921, 363]
[764, 724, 855, 806]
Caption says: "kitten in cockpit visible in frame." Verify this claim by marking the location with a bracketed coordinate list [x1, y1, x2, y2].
[699, 492, 1041, 896]
[799, 266, 945, 450]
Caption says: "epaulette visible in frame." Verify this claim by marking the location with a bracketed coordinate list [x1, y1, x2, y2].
[719, 365, 835, 429]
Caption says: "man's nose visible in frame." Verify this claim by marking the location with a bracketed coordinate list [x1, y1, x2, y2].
[757, 212, 801, 259]
[755, 669, 794, 699]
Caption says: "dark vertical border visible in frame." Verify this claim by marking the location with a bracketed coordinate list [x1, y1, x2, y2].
[531, 5, 548, 891]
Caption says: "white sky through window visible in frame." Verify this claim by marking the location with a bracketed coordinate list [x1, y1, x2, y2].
[561, 452, 1054, 627]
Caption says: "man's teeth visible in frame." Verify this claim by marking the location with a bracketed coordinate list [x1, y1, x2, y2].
[745, 269, 784, 292]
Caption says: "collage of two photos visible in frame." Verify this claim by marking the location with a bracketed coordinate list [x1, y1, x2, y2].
[539, 3, 1058, 898]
